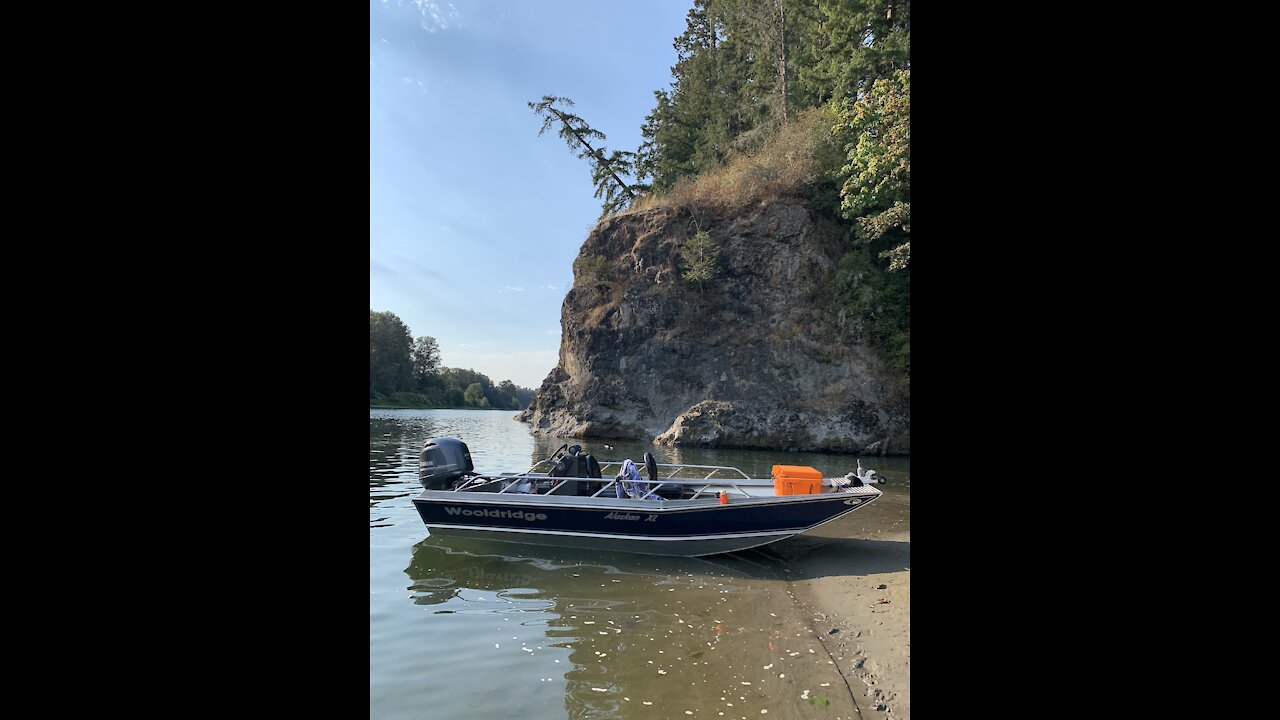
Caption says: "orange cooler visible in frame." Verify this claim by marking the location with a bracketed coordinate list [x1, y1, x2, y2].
[771, 465, 824, 496]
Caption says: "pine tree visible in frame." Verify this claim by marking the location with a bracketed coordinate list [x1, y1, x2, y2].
[529, 95, 639, 216]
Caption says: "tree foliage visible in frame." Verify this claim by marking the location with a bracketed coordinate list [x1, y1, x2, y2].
[835, 68, 909, 270]
[529, 3, 910, 219]
[792, 0, 911, 107]
[412, 335, 442, 383]
[629, 0, 910, 397]
[529, 95, 642, 216]
[637, 0, 910, 195]
[369, 310, 535, 409]
[573, 254, 613, 291]
[638, 1, 745, 194]
[680, 231, 721, 288]
[463, 383, 490, 408]
[370, 310, 413, 395]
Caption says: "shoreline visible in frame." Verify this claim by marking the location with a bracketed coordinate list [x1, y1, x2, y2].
[369, 404, 522, 411]
[782, 506, 910, 719]
[795, 532, 910, 719]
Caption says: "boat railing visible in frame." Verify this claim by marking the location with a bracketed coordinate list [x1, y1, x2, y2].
[525, 457, 751, 481]
[593, 461, 755, 500]
[453, 459, 761, 500]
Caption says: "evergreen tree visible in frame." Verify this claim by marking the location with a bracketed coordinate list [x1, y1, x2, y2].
[637, 0, 910, 195]
[793, 0, 910, 106]
[638, 0, 745, 192]
[529, 95, 640, 216]
[680, 231, 721, 290]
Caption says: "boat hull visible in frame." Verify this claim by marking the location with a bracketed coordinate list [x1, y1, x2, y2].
[412, 488, 880, 557]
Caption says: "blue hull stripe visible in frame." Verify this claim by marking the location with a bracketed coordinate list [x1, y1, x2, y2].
[413, 494, 872, 539]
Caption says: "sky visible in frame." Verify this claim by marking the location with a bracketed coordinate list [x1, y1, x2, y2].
[370, 0, 693, 389]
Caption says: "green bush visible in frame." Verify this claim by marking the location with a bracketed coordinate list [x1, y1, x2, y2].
[832, 249, 910, 402]
[573, 254, 612, 290]
[680, 231, 720, 288]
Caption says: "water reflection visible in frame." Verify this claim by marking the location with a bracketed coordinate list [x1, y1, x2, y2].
[406, 534, 787, 600]
[404, 534, 854, 719]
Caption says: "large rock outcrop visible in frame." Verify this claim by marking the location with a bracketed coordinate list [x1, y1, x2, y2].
[516, 198, 909, 454]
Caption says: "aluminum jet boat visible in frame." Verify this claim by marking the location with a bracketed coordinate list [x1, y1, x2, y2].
[412, 437, 885, 557]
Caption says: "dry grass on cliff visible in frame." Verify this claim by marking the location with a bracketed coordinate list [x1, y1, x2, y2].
[628, 106, 844, 215]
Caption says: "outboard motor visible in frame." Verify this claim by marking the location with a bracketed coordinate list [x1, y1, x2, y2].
[418, 436, 474, 490]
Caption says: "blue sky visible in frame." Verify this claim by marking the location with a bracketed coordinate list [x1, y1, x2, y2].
[370, 0, 692, 389]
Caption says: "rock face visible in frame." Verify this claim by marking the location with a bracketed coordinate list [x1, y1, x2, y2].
[516, 198, 909, 454]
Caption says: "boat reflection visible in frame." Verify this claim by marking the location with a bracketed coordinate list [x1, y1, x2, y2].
[405, 533, 786, 604]
[404, 534, 795, 718]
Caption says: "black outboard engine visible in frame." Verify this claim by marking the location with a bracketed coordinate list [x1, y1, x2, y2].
[418, 436, 474, 490]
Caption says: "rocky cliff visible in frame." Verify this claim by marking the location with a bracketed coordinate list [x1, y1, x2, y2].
[516, 198, 909, 454]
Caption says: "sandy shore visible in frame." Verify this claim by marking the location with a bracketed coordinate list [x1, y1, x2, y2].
[780, 494, 911, 719]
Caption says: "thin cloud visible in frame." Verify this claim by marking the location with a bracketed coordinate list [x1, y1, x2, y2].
[405, 0, 460, 33]
[498, 286, 526, 294]
[397, 76, 429, 94]
[539, 284, 558, 290]
[370, 257, 399, 278]
[373, 250, 442, 284]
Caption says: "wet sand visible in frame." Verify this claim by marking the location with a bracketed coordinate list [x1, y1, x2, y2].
[776, 493, 910, 719]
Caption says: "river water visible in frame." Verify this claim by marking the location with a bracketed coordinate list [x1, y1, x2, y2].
[370, 408, 910, 719]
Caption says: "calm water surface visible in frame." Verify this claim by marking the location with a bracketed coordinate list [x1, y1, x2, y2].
[370, 409, 909, 720]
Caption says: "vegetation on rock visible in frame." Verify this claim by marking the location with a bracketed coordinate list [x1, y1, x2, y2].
[524, 0, 911, 449]
[680, 231, 721, 288]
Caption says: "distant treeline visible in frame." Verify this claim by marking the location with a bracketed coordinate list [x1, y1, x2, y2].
[370, 310, 536, 410]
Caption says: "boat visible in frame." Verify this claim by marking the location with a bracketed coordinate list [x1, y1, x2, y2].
[411, 436, 886, 557]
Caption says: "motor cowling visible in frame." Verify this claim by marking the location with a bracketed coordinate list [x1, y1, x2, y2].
[419, 436, 474, 490]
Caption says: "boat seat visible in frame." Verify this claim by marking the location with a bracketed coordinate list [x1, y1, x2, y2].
[579, 454, 603, 495]
[639, 451, 682, 498]
[547, 451, 604, 495]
